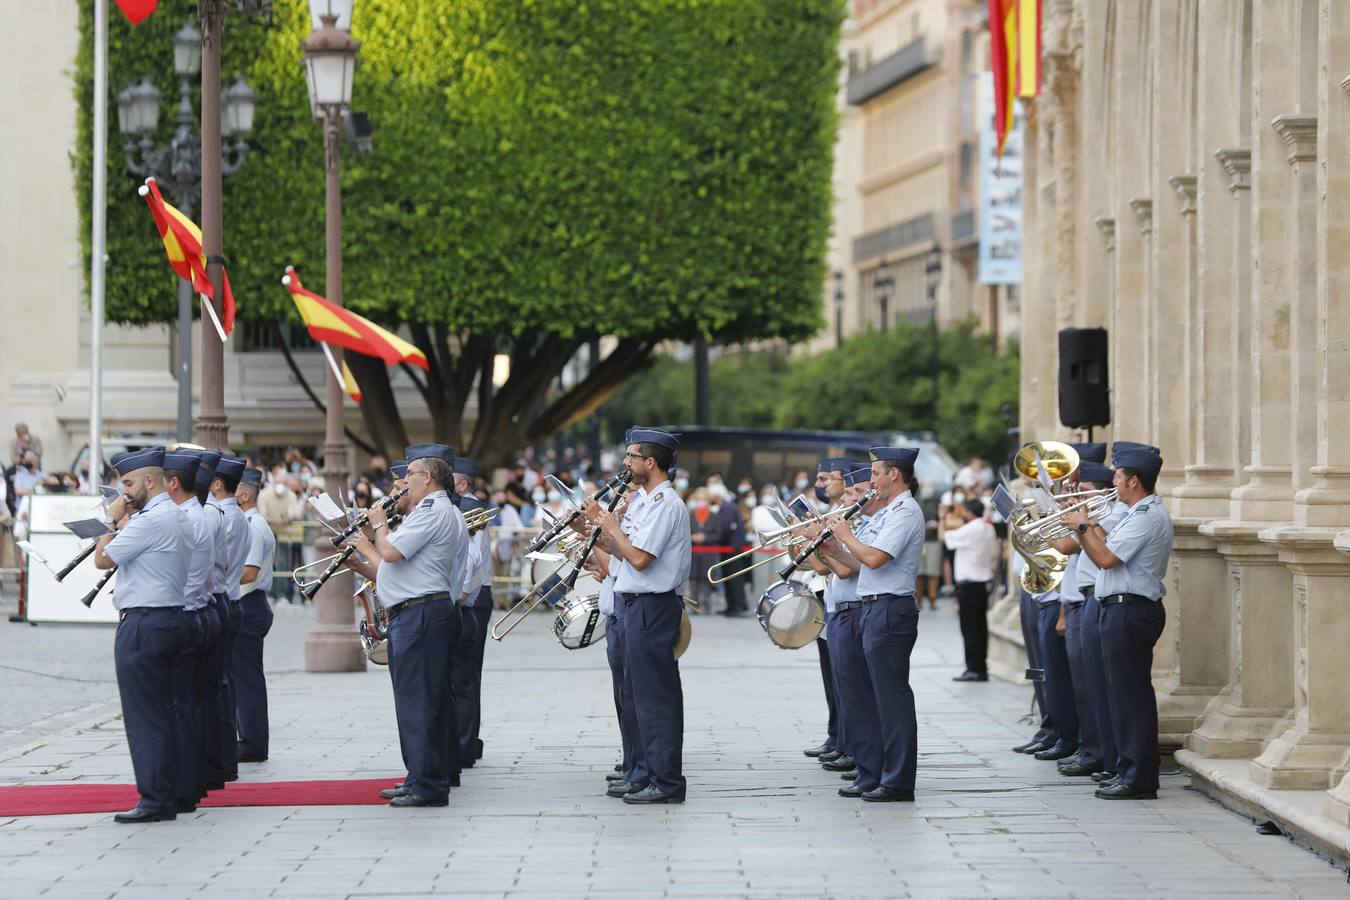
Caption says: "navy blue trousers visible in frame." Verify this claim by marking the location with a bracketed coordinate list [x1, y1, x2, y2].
[830, 606, 877, 788]
[1037, 601, 1079, 753]
[620, 591, 685, 797]
[172, 611, 204, 804]
[824, 611, 849, 757]
[606, 611, 641, 781]
[1100, 598, 1165, 791]
[233, 590, 274, 759]
[1064, 601, 1102, 769]
[215, 594, 241, 778]
[467, 588, 492, 760]
[814, 590, 839, 748]
[1080, 592, 1118, 772]
[861, 594, 920, 792]
[452, 605, 478, 766]
[1019, 589, 1054, 743]
[115, 607, 188, 815]
[387, 599, 458, 802]
[201, 596, 231, 783]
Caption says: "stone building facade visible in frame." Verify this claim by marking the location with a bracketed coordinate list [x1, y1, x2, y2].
[1000, 0, 1350, 855]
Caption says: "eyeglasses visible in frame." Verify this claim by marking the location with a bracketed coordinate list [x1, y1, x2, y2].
[622, 452, 651, 462]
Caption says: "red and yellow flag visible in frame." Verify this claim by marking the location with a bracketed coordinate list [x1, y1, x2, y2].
[988, 0, 1041, 156]
[282, 267, 429, 371]
[114, 0, 158, 25]
[341, 361, 363, 403]
[139, 178, 236, 335]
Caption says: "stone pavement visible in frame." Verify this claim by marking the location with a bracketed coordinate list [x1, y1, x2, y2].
[0, 601, 1346, 899]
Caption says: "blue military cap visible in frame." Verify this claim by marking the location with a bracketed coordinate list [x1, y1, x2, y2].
[453, 457, 480, 478]
[818, 456, 859, 473]
[214, 455, 246, 480]
[111, 447, 165, 475]
[405, 443, 456, 468]
[240, 467, 264, 486]
[1111, 440, 1159, 459]
[197, 450, 222, 472]
[843, 466, 872, 487]
[1078, 461, 1115, 484]
[390, 459, 409, 478]
[868, 446, 919, 466]
[458, 495, 485, 512]
[629, 428, 680, 450]
[163, 448, 202, 473]
[1112, 446, 1163, 479]
[1070, 442, 1107, 464]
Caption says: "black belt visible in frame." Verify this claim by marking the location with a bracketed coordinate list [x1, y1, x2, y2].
[836, 601, 862, 611]
[857, 593, 915, 604]
[387, 591, 451, 619]
[119, 606, 184, 622]
[1066, 599, 1086, 610]
[1081, 586, 1096, 598]
[1100, 592, 1154, 607]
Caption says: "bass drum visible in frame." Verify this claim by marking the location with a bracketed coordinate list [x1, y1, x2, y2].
[755, 580, 824, 650]
[553, 593, 607, 650]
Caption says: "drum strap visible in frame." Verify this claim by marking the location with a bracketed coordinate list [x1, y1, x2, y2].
[580, 607, 600, 647]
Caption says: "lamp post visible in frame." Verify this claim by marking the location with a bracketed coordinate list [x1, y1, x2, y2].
[925, 242, 943, 438]
[196, 0, 272, 452]
[833, 270, 844, 348]
[873, 259, 894, 333]
[116, 23, 256, 441]
[302, 0, 363, 673]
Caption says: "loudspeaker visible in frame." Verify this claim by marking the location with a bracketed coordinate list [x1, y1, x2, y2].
[1058, 328, 1110, 428]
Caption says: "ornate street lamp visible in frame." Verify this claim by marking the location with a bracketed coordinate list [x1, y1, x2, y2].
[302, 0, 363, 673]
[873, 259, 894, 333]
[833, 270, 845, 348]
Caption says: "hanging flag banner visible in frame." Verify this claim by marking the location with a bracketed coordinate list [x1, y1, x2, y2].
[978, 72, 1023, 286]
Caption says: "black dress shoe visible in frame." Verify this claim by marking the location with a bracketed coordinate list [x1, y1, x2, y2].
[821, 755, 856, 772]
[952, 670, 989, 682]
[389, 793, 448, 808]
[238, 753, 267, 763]
[605, 771, 627, 783]
[1090, 770, 1117, 783]
[114, 807, 177, 824]
[204, 781, 225, 791]
[1016, 739, 1053, 755]
[1034, 744, 1077, 761]
[622, 785, 684, 804]
[1095, 783, 1157, 800]
[379, 785, 409, 800]
[818, 749, 844, 763]
[1059, 761, 1100, 777]
[606, 780, 643, 798]
[838, 784, 867, 798]
[862, 786, 914, 802]
[449, 773, 461, 788]
[176, 800, 197, 813]
[840, 770, 858, 781]
[803, 742, 835, 758]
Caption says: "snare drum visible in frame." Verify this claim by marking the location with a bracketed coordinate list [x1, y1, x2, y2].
[553, 593, 607, 649]
[529, 556, 600, 605]
[756, 580, 825, 649]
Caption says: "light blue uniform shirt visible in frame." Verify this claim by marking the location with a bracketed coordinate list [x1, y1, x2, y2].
[613, 480, 690, 596]
[1076, 500, 1126, 592]
[379, 490, 465, 609]
[201, 499, 225, 595]
[242, 507, 276, 597]
[1059, 553, 1082, 604]
[176, 497, 214, 610]
[104, 491, 190, 611]
[477, 527, 493, 589]
[598, 572, 617, 617]
[220, 498, 250, 601]
[1095, 494, 1173, 601]
[855, 490, 925, 598]
[460, 526, 482, 601]
[444, 505, 470, 599]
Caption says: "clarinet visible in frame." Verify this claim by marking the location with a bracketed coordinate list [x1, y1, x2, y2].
[55, 544, 98, 582]
[81, 568, 116, 608]
[304, 512, 405, 600]
[777, 488, 877, 581]
[329, 489, 408, 548]
[525, 472, 630, 555]
[556, 478, 632, 596]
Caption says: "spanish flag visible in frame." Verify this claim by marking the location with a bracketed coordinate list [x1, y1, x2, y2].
[989, 0, 1041, 156]
[282, 267, 429, 371]
[114, 0, 158, 25]
[341, 360, 363, 403]
[139, 178, 236, 336]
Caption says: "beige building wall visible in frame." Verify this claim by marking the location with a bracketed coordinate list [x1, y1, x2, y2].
[1003, 0, 1350, 856]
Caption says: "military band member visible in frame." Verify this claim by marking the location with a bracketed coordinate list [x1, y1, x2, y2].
[803, 457, 859, 762]
[1064, 443, 1173, 800]
[234, 468, 276, 763]
[827, 446, 924, 802]
[193, 451, 229, 790]
[162, 449, 211, 812]
[207, 454, 250, 781]
[452, 481, 487, 768]
[346, 444, 467, 807]
[94, 448, 191, 823]
[586, 427, 690, 804]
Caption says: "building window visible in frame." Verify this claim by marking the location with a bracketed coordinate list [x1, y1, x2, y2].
[239, 321, 316, 353]
[847, 49, 860, 76]
[961, 28, 974, 74]
[960, 141, 976, 187]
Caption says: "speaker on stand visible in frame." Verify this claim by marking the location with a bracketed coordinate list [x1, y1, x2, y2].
[1058, 328, 1110, 440]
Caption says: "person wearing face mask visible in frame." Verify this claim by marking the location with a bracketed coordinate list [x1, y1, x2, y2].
[259, 475, 300, 603]
[672, 472, 691, 498]
[686, 488, 715, 613]
[702, 482, 748, 617]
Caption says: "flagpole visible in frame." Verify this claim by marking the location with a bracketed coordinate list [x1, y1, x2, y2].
[88, 0, 108, 494]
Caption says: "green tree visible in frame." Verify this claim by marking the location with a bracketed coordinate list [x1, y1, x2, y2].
[599, 348, 790, 434]
[76, 0, 842, 465]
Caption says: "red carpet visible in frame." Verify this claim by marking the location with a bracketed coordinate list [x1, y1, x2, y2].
[0, 778, 398, 817]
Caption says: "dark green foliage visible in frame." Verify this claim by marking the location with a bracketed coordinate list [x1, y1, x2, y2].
[600, 349, 791, 434]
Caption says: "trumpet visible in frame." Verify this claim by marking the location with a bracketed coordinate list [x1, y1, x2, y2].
[1012, 488, 1119, 553]
[329, 488, 408, 548]
[464, 506, 498, 535]
[705, 519, 816, 586]
[492, 477, 632, 641]
[779, 488, 877, 581]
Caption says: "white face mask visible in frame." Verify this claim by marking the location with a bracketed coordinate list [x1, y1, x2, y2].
[274, 483, 287, 495]
[547, 490, 562, 502]
[795, 478, 809, 490]
[674, 478, 689, 491]
[744, 496, 757, 507]
[532, 492, 546, 503]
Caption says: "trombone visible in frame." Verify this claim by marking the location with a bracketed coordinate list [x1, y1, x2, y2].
[464, 506, 498, 535]
[705, 519, 816, 586]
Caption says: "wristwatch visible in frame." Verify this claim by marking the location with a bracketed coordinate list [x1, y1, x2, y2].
[1077, 522, 1089, 536]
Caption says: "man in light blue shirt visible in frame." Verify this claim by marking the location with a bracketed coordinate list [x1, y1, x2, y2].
[828, 447, 924, 802]
[207, 454, 248, 781]
[234, 469, 276, 763]
[346, 444, 466, 808]
[1064, 443, 1173, 800]
[94, 447, 190, 823]
[453, 457, 496, 766]
[586, 427, 690, 804]
[192, 451, 230, 792]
